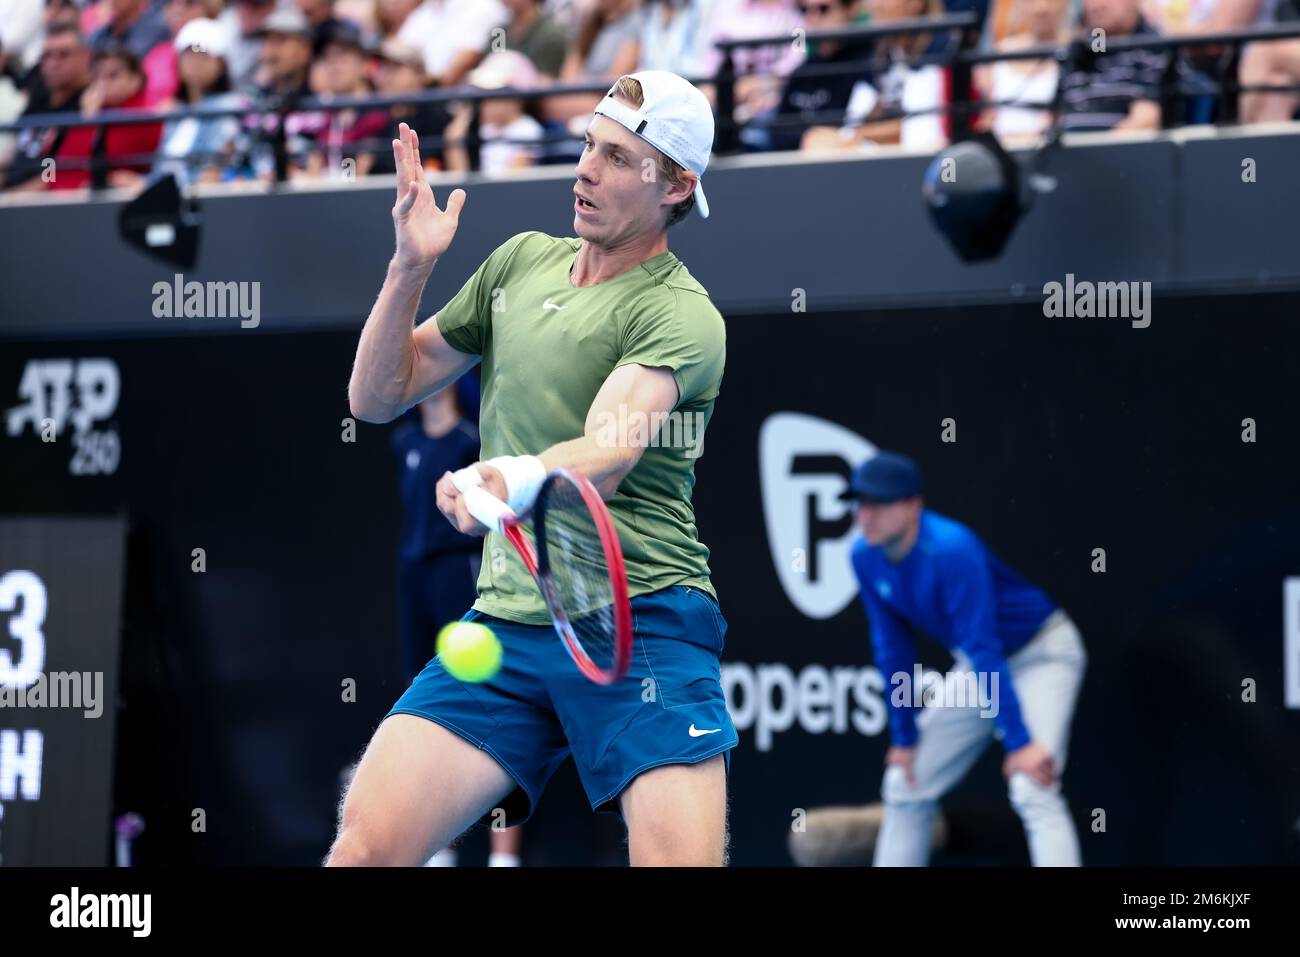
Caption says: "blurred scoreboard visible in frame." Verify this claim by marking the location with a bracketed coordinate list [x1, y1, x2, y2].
[0, 517, 125, 866]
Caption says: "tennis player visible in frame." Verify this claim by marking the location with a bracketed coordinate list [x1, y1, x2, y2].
[328, 72, 735, 866]
[846, 452, 1087, 866]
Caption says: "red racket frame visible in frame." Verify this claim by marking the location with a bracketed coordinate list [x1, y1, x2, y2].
[498, 469, 633, 685]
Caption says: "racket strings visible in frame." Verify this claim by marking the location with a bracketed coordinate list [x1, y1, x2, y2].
[540, 479, 618, 673]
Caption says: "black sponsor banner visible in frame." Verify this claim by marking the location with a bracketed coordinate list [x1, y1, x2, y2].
[2, 291, 1298, 865]
[0, 517, 125, 865]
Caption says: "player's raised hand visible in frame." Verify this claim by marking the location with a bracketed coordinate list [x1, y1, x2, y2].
[391, 122, 466, 272]
[1002, 742, 1055, 787]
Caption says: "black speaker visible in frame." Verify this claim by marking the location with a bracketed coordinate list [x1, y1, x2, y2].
[117, 173, 202, 268]
[922, 132, 1023, 262]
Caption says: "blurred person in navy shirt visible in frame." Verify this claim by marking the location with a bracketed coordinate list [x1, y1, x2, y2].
[391, 376, 482, 685]
[390, 375, 526, 866]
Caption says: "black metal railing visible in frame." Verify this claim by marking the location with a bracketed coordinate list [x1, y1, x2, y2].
[4, 16, 1300, 192]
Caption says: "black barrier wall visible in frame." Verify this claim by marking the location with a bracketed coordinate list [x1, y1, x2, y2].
[3, 292, 1298, 865]
[3, 128, 1300, 339]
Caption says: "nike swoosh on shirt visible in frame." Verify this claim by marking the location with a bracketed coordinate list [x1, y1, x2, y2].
[542, 298, 564, 310]
[688, 724, 721, 737]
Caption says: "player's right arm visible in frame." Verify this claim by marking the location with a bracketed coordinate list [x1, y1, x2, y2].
[348, 123, 475, 423]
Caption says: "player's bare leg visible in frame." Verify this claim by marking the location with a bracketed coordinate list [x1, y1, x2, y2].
[326, 714, 515, 866]
[620, 755, 728, 866]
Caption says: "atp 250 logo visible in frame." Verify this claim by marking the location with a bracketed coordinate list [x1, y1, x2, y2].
[5, 359, 121, 476]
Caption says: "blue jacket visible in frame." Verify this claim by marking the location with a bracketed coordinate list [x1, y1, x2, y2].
[851, 509, 1057, 751]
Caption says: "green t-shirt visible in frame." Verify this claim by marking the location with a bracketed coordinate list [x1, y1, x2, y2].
[434, 231, 726, 625]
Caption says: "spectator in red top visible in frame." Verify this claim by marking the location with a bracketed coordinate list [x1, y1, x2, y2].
[49, 45, 162, 190]
[81, 2, 115, 41]
[2, 22, 90, 191]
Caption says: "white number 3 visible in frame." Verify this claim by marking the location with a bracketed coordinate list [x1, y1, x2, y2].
[0, 570, 47, 688]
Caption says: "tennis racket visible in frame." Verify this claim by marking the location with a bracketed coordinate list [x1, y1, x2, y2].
[450, 466, 633, 685]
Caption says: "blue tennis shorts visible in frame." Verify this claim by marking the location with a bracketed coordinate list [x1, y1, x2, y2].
[386, 583, 737, 826]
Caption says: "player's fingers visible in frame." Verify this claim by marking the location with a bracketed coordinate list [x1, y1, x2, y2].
[435, 472, 462, 518]
[444, 187, 467, 221]
[436, 470, 460, 502]
[406, 124, 422, 173]
[391, 138, 407, 195]
[452, 495, 488, 537]
[394, 180, 417, 217]
[396, 122, 414, 180]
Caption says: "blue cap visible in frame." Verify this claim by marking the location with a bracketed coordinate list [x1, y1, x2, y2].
[840, 451, 923, 503]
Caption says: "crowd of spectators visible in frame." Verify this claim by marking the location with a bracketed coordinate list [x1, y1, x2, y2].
[0, 0, 1297, 193]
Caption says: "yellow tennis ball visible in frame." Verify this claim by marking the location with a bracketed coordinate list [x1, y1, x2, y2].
[437, 620, 502, 683]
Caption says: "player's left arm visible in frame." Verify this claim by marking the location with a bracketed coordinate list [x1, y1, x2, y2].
[538, 362, 677, 499]
[438, 290, 720, 534]
[436, 363, 678, 534]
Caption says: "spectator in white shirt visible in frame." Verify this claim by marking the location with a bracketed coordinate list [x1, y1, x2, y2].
[800, 0, 952, 153]
[371, 0, 424, 41]
[1, 0, 45, 75]
[396, 0, 508, 86]
[976, 0, 1070, 144]
[638, 0, 715, 75]
[444, 49, 545, 173]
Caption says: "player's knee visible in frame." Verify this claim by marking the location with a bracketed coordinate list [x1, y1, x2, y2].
[325, 826, 390, 867]
[626, 807, 726, 865]
[630, 830, 725, 866]
[1007, 772, 1065, 823]
[326, 796, 410, 866]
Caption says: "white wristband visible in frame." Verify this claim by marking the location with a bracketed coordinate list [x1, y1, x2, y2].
[484, 454, 548, 512]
